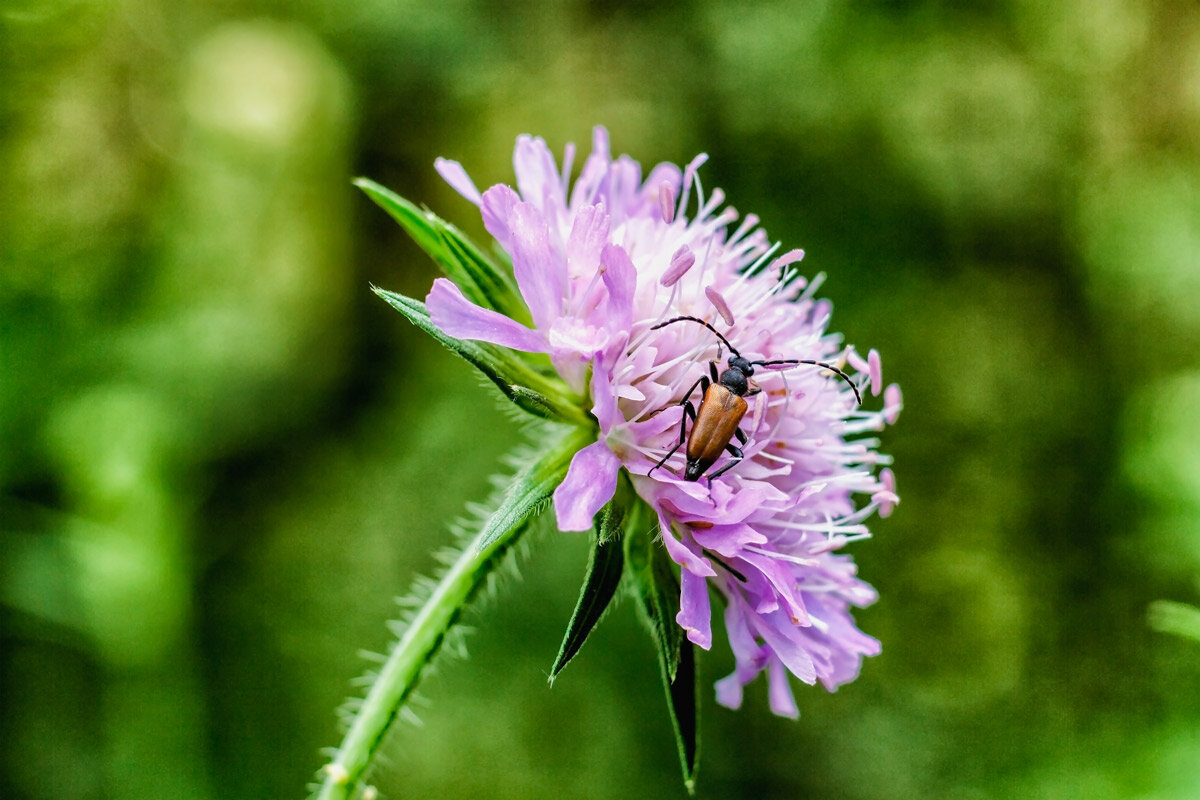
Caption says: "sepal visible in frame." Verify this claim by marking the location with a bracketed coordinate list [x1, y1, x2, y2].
[625, 506, 700, 792]
[548, 478, 633, 681]
[372, 287, 588, 427]
[355, 178, 529, 324]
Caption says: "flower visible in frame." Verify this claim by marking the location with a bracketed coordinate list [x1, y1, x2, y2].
[426, 127, 901, 716]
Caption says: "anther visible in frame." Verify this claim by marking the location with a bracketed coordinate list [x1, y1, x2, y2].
[705, 286, 735, 326]
[660, 245, 696, 287]
[769, 248, 806, 272]
[659, 181, 676, 223]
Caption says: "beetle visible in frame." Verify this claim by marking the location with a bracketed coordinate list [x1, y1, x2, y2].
[646, 315, 862, 483]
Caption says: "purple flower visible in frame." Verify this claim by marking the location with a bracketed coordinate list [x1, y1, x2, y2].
[427, 127, 901, 716]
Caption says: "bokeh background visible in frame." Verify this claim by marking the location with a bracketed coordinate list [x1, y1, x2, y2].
[5, 1, 1200, 798]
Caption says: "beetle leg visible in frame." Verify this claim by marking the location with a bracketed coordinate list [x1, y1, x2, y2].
[706, 428, 749, 484]
[648, 374, 708, 476]
[709, 360, 720, 383]
[706, 441, 745, 483]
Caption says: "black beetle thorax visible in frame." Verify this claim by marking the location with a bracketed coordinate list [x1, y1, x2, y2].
[719, 368, 750, 396]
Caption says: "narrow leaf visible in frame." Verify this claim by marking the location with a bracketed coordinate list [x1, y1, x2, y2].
[549, 524, 625, 681]
[372, 287, 588, 427]
[475, 425, 591, 553]
[315, 427, 588, 800]
[626, 509, 699, 791]
[660, 639, 700, 794]
[355, 178, 528, 323]
[625, 514, 684, 682]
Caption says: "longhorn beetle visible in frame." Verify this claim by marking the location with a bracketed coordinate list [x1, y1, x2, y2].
[647, 315, 861, 483]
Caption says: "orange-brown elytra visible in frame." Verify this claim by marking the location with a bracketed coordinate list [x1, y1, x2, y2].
[647, 315, 862, 484]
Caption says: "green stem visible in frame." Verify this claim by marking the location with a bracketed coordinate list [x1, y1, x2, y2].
[315, 426, 588, 800]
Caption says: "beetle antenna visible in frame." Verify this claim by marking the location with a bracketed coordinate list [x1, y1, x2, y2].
[752, 358, 863, 405]
[651, 315, 741, 358]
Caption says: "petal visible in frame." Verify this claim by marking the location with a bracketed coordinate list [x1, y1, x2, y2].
[657, 514, 717, 577]
[565, 204, 611, 282]
[553, 440, 621, 532]
[689, 523, 768, 559]
[740, 550, 810, 626]
[714, 671, 745, 710]
[434, 158, 483, 206]
[677, 568, 713, 649]
[589, 359, 621, 431]
[547, 317, 608, 355]
[480, 184, 521, 250]
[509, 202, 566, 331]
[599, 244, 636, 337]
[426, 278, 547, 352]
[514, 135, 565, 212]
[570, 127, 611, 209]
[752, 610, 817, 685]
[767, 656, 800, 718]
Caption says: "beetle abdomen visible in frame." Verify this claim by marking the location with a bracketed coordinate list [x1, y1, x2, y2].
[685, 384, 748, 480]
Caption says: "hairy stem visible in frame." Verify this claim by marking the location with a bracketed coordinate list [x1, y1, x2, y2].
[314, 425, 588, 800]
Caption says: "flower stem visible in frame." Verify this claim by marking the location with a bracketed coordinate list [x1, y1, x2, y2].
[314, 426, 588, 800]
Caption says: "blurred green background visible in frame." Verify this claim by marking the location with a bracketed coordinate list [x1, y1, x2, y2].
[5, 1, 1200, 798]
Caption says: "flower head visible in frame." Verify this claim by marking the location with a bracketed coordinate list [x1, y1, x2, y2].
[426, 127, 901, 716]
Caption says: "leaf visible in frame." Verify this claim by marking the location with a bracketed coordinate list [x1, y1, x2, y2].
[625, 509, 699, 790]
[661, 639, 700, 794]
[355, 178, 529, 324]
[372, 287, 589, 427]
[315, 427, 588, 800]
[474, 426, 591, 553]
[549, 507, 626, 681]
[625, 511, 683, 681]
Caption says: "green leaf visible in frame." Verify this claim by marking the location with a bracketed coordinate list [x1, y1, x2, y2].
[549, 508, 626, 681]
[372, 287, 588, 427]
[625, 509, 684, 681]
[316, 427, 589, 800]
[474, 425, 591, 553]
[661, 639, 700, 794]
[355, 178, 529, 323]
[625, 509, 699, 790]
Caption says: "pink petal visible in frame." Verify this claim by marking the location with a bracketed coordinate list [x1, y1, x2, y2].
[690, 523, 768, 559]
[599, 244, 636, 337]
[553, 440, 621, 532]
[509, 202, 566, 331]
[656, 511, 717, 577]
[426, 278, 547, 353]
[589, 361, 621, 431]
[714, 671, 745, 710]
[514, 135, 565, 211]
[566, 204, 611, 279]
[480, 185, 521, 249]
[570, 127, 612, 208]
[677, 568, 713, 649]
[767, 657, 800, 718]
[434, 158, 483, 206]
[753, 610, 817, 685]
